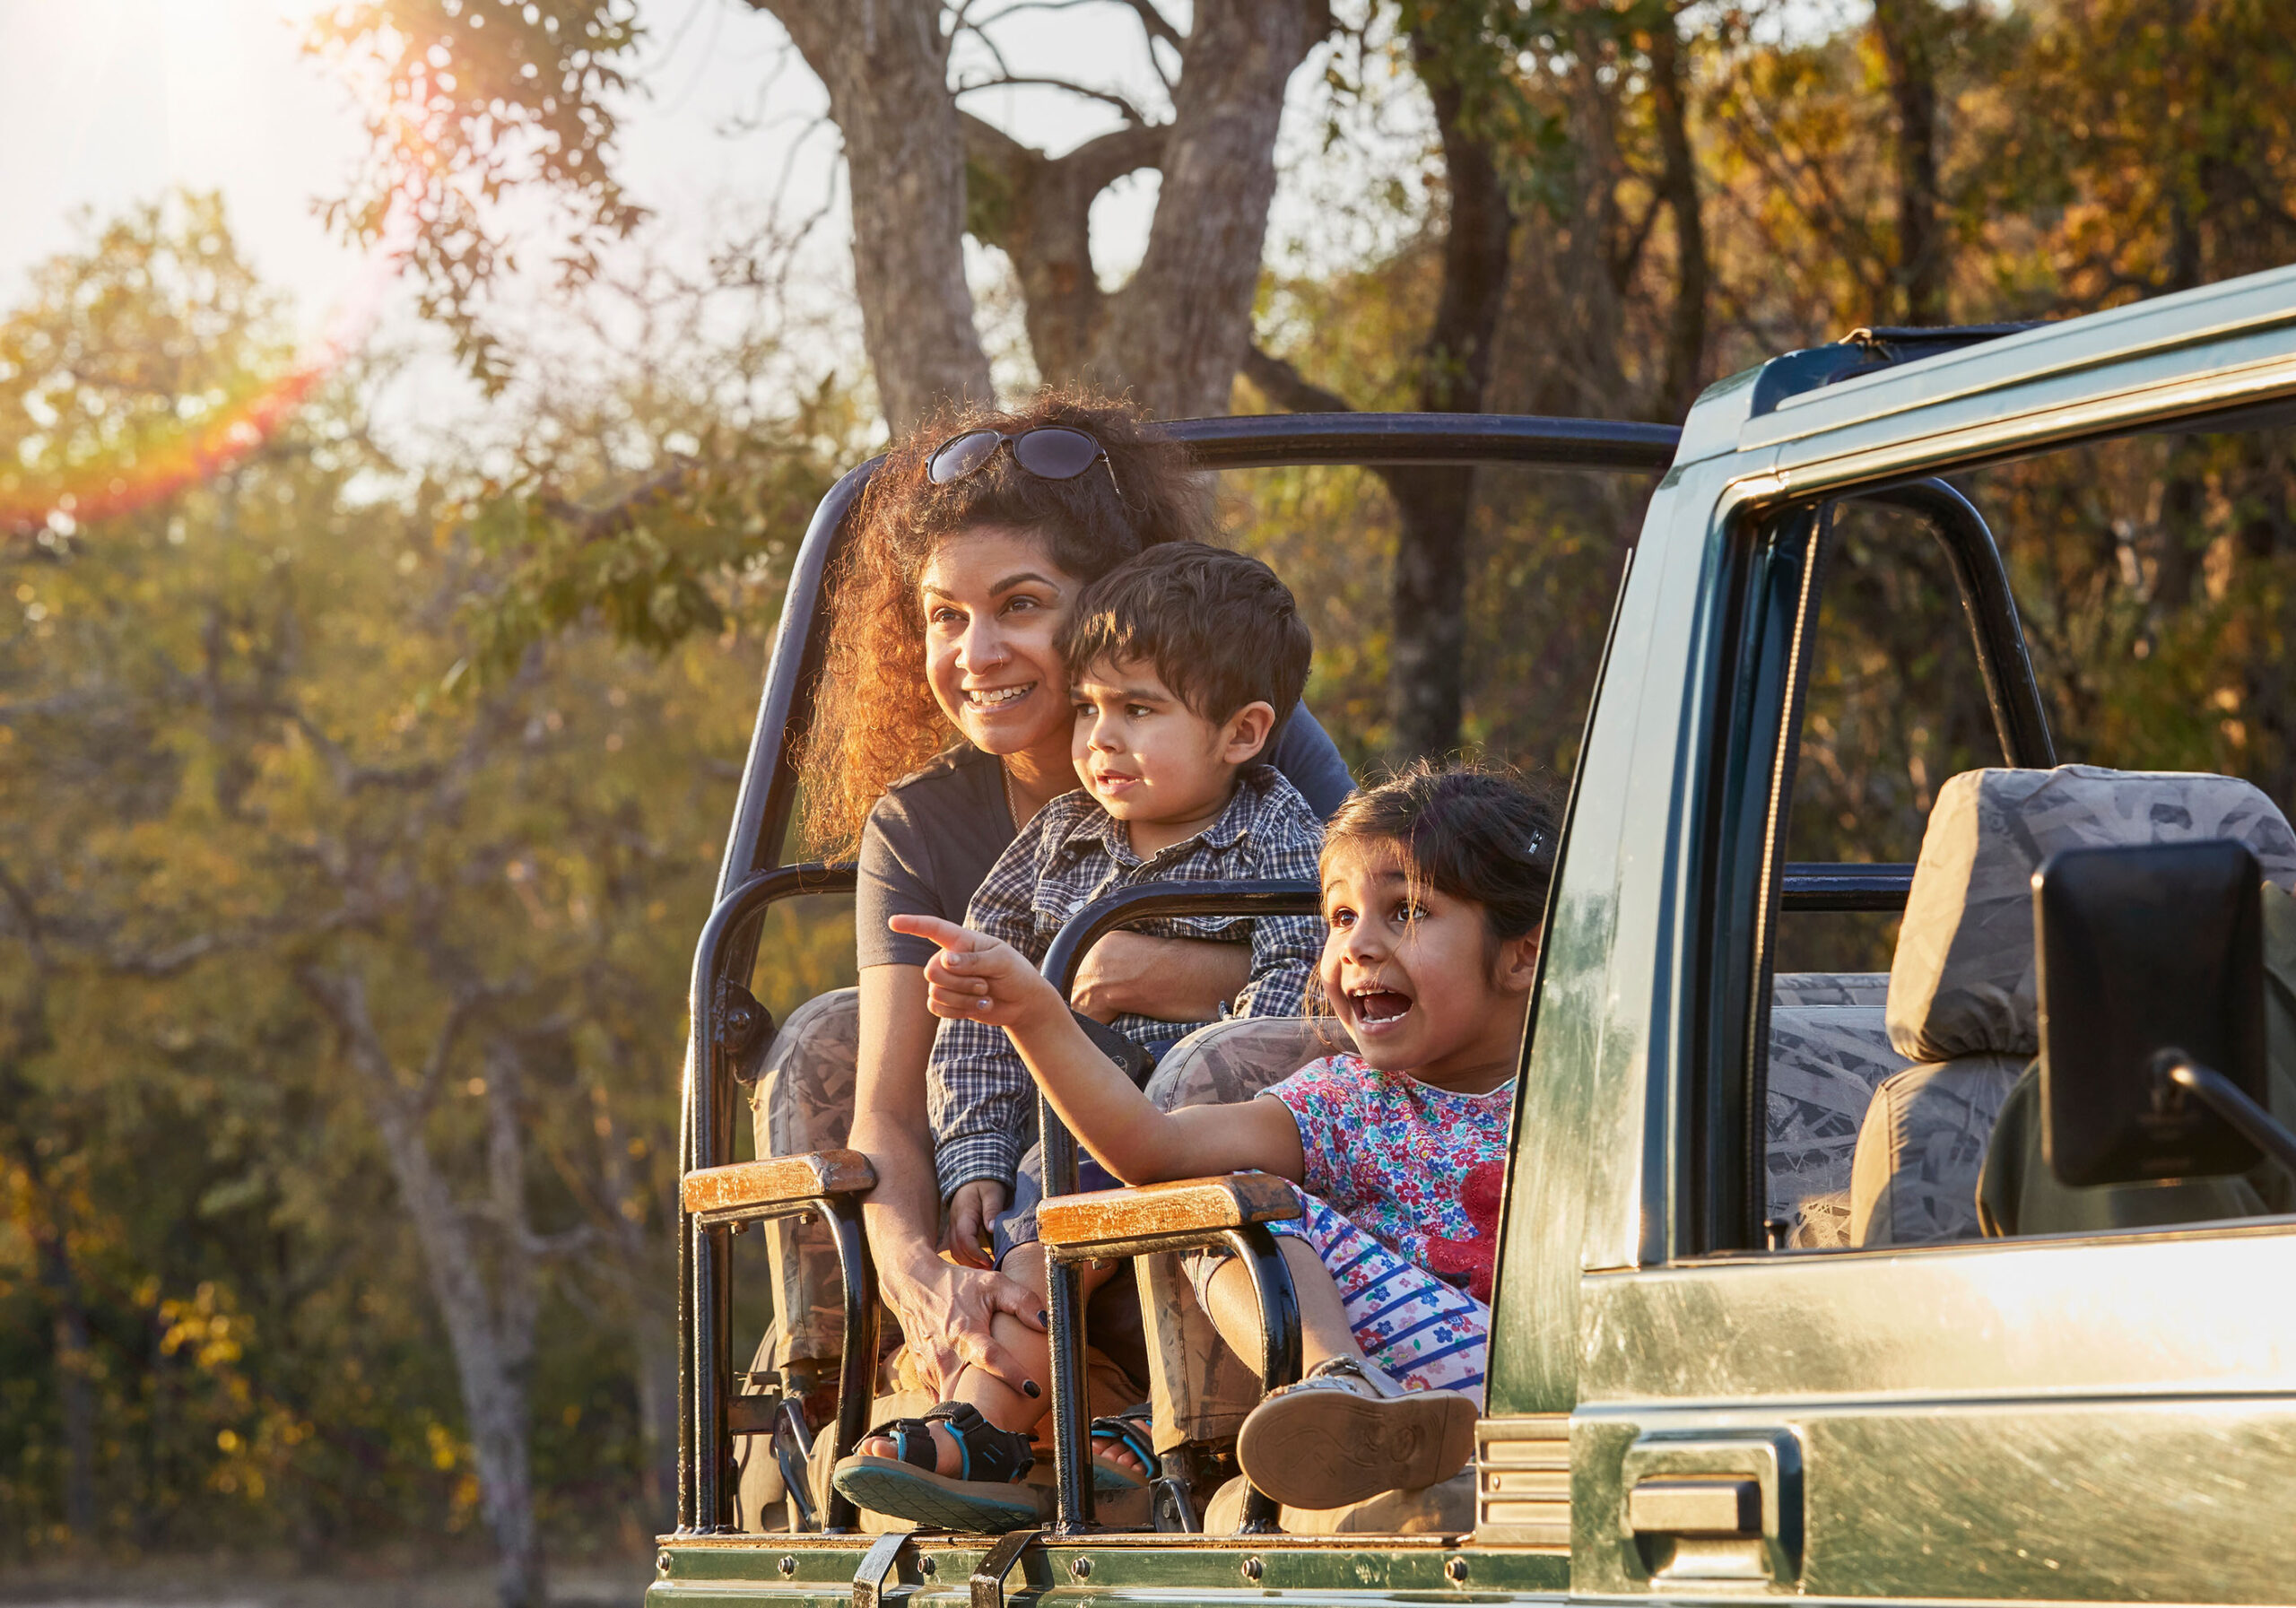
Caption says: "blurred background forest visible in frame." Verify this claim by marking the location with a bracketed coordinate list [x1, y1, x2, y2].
[4, 0, 2295, 1599]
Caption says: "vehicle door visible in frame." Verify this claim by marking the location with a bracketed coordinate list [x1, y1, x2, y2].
[1486, 268, 2296, 1604]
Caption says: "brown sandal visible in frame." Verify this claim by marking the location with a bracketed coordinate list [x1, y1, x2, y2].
[1234, 1358, 1476, 1509]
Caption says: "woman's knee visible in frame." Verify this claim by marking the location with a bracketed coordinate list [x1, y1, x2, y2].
[752, 986, 861, 1153]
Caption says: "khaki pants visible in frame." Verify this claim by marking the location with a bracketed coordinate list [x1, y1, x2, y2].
[751, 989, 862, 1368]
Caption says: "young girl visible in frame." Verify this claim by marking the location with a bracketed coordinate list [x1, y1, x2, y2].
[888, 761, 1558, 1513]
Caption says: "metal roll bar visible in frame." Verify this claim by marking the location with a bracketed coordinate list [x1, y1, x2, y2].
[680, 861, 857, 1533]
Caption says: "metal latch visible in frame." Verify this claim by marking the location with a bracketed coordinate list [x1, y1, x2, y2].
[970, 1529, 1040, 1608]
[851, 1532, 909, 1608]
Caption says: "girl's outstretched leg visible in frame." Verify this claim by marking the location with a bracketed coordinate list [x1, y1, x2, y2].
[1196, 1207, 1482, 1510]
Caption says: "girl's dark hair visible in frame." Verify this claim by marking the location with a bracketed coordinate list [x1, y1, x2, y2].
[798, 388, 1220, 854]
[1322, 760, 1563, 943]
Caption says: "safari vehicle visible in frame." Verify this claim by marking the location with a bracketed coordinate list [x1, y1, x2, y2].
[659, 262, 2296, 1607]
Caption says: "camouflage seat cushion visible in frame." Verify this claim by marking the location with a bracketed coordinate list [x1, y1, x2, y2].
[1764, 988, 1909, 1249]
[1849, 765, 2296, 1248]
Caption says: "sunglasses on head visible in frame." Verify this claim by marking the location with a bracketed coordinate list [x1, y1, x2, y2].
[926, 426, 1111, 487]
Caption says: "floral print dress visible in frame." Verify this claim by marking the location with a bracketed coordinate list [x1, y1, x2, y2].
[1187, 1053, 1512, 1401]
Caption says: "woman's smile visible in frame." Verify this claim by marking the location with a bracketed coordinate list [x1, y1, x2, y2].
[962, 682, 1038, 712]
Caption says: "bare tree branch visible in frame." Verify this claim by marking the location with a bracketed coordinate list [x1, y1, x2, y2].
[535, 456, 700, 544]
[954, 74, 1150, 126]
[1241, 344, 1358, 415]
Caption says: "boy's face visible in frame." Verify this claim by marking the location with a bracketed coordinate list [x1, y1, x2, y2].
[1070, 655, 1274, 838]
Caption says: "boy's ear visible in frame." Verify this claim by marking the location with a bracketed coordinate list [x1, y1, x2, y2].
[1221, 701, 1277, 765]
[1492, 930, 1542, 995]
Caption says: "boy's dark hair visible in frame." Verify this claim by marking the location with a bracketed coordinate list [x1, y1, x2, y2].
[1324, 760, 1563, 943]
[1059, 543, 1313, 750]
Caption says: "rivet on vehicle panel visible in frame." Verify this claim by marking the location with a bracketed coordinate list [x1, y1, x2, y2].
[778, 1555, 797, 1578]
[918, 1556, 936, 1577]
[1445, 1556, 1469, 1585]
[656, 1552, 673, 1578]
[1068, 1557, 1092, 1582]
[1240, 1557, 1265, 1583]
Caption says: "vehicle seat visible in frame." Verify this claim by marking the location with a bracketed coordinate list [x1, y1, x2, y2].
[1848, 765, 2296, 1247]
[1766, 973, 1906, 1247]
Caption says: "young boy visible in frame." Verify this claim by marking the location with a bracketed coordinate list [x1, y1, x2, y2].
[832, 542, 1326, 1530]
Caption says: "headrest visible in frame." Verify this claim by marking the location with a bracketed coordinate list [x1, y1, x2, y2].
[1886, 766, 2296, 1064]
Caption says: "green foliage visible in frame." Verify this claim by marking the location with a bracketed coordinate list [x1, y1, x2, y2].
[0, 196, 847, 1558]
[311, 0, 649, 392]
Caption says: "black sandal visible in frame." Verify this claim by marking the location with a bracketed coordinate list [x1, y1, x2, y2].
[1088, 1404, 1159, 1492]
[830, 1401, 1048, 1532]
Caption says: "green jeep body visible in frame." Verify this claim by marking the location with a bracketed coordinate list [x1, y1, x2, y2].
[659, 265, 2296, 1607]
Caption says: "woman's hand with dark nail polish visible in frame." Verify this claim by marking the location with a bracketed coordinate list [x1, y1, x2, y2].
[1023, 1379, 1041, 1399]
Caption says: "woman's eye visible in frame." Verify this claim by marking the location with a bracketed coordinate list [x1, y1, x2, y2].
[1004, 595, 1040, 613]
[930, 606, 961, 627]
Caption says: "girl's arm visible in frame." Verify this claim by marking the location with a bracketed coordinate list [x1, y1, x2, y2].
[890, 913, 1306, 1186]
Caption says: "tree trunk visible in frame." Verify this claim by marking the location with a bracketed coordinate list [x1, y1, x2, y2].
[1647, 8, 1709, 422]
[752, 0, 992, 432]
[1382, 34, 1515, 761]
[963, 118, 1165, 385]
[1872, 0, 1946, 324]
[22, 1152, 99, 1541]
[1091, 0, 1329, 419]
[300, 967, 544, 1608]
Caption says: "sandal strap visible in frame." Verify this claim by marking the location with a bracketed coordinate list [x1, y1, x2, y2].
[859, 1414, 943, 1473]
[921, 1400, 1036, 1483]
[1087, 1408, 1158, 1475]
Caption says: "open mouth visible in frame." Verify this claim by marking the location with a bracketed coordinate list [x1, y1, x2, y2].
[963, 682, 1035, 710]
[1347, 985, 1413, 1025]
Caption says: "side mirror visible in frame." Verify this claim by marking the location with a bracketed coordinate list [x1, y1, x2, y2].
[2035, 839, 2296, 1186]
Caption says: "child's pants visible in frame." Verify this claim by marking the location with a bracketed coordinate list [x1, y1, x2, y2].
[1189, 1188, 1489, 1404]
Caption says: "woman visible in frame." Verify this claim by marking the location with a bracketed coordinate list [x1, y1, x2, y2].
[754, 391, 1352, 1423]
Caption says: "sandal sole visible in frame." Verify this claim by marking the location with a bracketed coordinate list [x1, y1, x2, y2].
[831, 1456, 1050, 1533]
[1235, 1386, 1477, 1510]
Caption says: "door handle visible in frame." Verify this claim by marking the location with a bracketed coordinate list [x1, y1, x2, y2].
[1628, 1476, 1761, 1537]
[1619, 1431, 1802, 1586]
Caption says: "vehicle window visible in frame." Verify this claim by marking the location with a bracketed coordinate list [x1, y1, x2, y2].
[1760, 422, 2296, 1255]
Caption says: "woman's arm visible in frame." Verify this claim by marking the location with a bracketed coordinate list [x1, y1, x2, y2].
[1068, 930, 1251, 1023]
[891, 915, 1307, 1185]
[849, 964, 1044, 1394]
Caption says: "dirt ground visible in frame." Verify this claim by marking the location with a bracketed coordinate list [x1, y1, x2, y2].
[0, 1559, 654, 1608]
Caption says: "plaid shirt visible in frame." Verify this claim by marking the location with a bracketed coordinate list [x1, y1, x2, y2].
[928, 764, 1326, 1200]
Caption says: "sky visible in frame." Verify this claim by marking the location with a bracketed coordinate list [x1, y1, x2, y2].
[0, 0, 1400, 460]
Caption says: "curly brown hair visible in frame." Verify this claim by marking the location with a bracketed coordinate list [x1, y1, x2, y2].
[797, 389, 1222, 855]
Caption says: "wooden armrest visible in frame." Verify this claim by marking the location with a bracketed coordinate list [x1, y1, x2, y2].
[1036, 1171, 1300, 1256]
[682, 1150, 876, 1221]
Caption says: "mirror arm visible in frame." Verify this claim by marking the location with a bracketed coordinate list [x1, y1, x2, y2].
[2153, 1050, 2296, 1177]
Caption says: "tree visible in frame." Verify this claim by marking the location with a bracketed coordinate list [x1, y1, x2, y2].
[1246, 2, 1711, 757]
[0, 196, 813, 1587]
[317, 0, 1333, 430]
